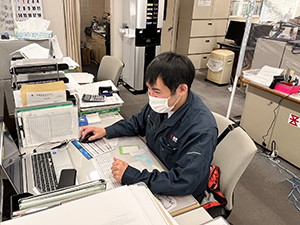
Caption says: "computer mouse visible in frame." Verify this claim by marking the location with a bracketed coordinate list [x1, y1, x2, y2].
[79, 132, 95, 143]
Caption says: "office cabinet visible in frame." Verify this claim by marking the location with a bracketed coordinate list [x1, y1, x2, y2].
[188, 54, 210, 70]
[176, 0, 230, 70]
[271, 100, 300, 167]
[241, 83, 300, 168]
[240, 85, 281, 147]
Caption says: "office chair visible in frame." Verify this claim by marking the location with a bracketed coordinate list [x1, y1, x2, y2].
[96, 56, 124, 86]
[203, 112, 257, 218]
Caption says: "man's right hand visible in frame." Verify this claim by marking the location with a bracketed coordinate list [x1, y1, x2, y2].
[79, 126, 107, 142]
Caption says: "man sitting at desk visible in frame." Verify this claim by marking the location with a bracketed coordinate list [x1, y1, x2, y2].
[80, 52, 218, 202]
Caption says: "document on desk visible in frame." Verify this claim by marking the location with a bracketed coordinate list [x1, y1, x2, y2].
[50, 35, 63, 59]
[17, 103, 78, 147]
[72, 138, 113, 159]
[74, 80, 123, 108]
[91, 152, 122, 189]
[3, 185, 178, 225]
[20, 81, 66, 107]
[10, 43, 50, 59]
[80, 93, 124, 109]
[243, 66, 284, 87]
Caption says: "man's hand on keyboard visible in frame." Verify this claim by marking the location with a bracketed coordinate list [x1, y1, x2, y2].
[111, 157, 128, 182]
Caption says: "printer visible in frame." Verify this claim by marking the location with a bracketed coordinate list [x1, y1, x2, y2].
[10, 56, 70, 90]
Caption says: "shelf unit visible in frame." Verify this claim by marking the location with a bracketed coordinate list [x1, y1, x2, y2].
[230, 0, 263, 17]
[176, 0, 231, 70]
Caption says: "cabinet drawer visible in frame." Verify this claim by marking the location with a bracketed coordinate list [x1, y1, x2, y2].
[192, 0, 213, 19]
[211, 0, 231, 18]
[188, 54, 210, 70]
[188, 36, 224, 54]
[190, 20, 228, 37]
[192, 0, 230, 19]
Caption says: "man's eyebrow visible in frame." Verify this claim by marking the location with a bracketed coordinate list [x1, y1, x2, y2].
[149, 87, 161, 91]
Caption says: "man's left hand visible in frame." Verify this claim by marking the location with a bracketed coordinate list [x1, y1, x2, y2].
[111, 157, 128, 182]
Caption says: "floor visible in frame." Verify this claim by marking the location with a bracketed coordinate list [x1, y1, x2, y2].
[115, 69, 300, 225]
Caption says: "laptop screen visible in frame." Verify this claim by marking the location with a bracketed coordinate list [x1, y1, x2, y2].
[1, 123, 22, 193]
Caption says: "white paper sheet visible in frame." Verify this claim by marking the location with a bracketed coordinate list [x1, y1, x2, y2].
[243, 66, 284, 87]
[18, 104, 78, 147]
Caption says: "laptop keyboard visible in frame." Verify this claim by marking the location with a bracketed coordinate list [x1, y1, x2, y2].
[31, 152, 58, 193]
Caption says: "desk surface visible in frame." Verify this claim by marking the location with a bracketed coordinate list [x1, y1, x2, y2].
[242, 79, 300, 104]
[218, 42, 255, 51]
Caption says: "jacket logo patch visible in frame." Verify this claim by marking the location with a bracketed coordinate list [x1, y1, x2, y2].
[170, 134, 178, 143]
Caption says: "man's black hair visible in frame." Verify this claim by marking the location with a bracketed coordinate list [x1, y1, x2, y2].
[145, 51, 195, 94]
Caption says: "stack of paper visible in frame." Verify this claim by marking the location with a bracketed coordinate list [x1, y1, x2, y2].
[67, 80, 124, 116]
[5, 184, 178, 225]
[243, 66, 284, 87]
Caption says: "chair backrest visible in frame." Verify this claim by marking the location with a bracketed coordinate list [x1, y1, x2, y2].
[212, 112, 257, 211]
[97, 56, 124, 86]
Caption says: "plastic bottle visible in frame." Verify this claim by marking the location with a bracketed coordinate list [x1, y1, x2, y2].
[291, 27, 298, 40]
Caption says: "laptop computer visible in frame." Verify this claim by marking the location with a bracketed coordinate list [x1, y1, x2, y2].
[0, 103, 79, 195]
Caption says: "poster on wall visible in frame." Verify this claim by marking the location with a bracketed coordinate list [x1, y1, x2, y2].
[14, 0, 43, 22]
[198, 0, 211, 7]
[0, 0, 15, 36]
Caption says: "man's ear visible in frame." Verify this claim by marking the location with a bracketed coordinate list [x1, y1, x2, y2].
[178, 84, 188, 96]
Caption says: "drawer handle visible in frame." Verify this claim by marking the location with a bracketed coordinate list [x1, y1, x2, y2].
[208, 22, 213, 25]
[203, 56, 208, 59]
[205, 40, 210, 43]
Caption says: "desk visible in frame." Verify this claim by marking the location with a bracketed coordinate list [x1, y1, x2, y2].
[19, 112, 199, 217]
[12, 77, 199, 218]
[241, 79, 300, 167]
[218, 42, 255, 51]
[174, 207, 212, 225]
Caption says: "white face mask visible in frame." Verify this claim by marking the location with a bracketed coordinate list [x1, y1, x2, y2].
[148, 93, 181, 113]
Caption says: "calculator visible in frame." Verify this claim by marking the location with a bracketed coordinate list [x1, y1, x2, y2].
[82, 94, 106, 102]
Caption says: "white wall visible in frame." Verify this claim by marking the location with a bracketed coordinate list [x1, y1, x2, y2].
[111, 0, 123, 60]
[43, 0, 67, 56]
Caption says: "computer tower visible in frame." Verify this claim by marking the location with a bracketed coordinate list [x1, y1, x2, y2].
[122, 0, 164, 92]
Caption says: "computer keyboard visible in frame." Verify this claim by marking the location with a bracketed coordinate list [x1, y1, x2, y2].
[31, 152, 58, 192]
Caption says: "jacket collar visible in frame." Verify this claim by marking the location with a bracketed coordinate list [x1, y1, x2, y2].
[158, 90, 194, 128]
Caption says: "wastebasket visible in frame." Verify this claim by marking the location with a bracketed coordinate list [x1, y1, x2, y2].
[206, 49, 235, 85]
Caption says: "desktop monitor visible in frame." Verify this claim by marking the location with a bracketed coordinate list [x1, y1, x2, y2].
[225, 21, 273, 47]
[225, 21, 246, 46]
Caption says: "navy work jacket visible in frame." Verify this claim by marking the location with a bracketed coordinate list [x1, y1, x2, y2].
[105, 90, 218, 202]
